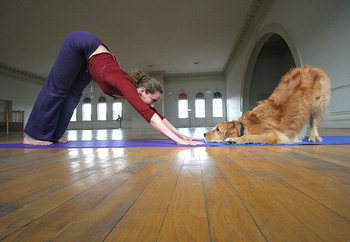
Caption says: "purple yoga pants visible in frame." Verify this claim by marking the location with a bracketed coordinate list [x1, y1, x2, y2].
[24, 31, 104, 141]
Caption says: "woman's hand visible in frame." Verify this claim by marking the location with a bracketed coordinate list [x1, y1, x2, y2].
[182, 135, 202, 141]
[176, 138, 205, 146]
[149, 115, 205, 146]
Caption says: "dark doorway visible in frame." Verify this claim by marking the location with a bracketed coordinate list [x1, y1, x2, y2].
[0, 99, 12, 132]
[245, 34, 295, 111]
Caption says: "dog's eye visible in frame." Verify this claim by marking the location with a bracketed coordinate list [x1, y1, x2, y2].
[216, 128, 220, 132]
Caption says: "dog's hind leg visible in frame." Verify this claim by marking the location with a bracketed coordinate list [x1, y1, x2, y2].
[308, 71, 331, 142]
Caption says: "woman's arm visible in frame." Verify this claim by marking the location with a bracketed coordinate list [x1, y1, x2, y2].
[161, 118, 202, 141]
[149, 114, 204, 145]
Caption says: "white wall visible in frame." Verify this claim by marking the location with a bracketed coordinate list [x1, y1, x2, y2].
[164, 73, 226, 127]
[225, 0, 350, 128]
[0, 73, 41, 125]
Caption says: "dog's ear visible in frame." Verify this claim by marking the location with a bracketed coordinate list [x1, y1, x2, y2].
[224, 121, 240, 138]
[216, 123, 226, 135]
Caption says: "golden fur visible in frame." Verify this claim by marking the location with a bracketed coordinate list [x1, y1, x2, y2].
[204, 65, 331, 144]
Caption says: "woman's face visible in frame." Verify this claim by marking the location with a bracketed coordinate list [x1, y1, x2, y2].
[138, 87, 162, 107]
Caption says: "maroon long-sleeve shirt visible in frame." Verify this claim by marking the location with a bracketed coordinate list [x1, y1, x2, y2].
[88, 53, 165, 122]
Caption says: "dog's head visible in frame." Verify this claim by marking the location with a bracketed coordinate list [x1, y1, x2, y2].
[204, 121, 243, 142]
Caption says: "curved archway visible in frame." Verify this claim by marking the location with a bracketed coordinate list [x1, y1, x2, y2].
[242, 33, 296, 112]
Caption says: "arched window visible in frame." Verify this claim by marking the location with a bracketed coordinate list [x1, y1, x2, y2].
[195, 92, 205, 118]
[113, 99, 123, 120]
[82, 97, 92, 121]
[97, 97, 107, 121]
[212, 92, 223, 117]
[178, 93, 188, 118]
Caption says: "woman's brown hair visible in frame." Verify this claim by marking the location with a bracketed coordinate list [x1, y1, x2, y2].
[130, 70, 163, 94]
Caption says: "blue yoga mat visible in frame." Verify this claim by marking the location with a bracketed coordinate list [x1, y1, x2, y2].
[0, 136, 350, 149]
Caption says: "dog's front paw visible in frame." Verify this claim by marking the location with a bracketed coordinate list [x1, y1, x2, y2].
[225, 137, 260, 144]
[308, 135, 323, 142]
[225, 138, 237, 145]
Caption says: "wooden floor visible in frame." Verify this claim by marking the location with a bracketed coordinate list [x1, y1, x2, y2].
[0, 128, 350, 241]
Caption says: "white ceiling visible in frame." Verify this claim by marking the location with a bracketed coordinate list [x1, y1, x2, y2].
[0, 0, 254, 78]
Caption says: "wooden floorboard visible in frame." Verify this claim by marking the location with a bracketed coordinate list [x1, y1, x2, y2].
[0, 128, 350, 241]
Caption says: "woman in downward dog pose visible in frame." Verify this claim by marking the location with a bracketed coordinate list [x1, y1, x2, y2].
[23, 30, 203, 146]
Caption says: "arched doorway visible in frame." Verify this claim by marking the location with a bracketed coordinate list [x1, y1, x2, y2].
[243, 33, 296, 112]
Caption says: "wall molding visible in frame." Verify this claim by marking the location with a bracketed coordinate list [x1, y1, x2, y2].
[326, 118, 350, 122]
[223, 0, 276, 74]
[0, 62, 45, 86]
[331, 83, 350, 91]
[327, 109, 350, 125]
[165, 71, 224, 80]
[223, 0, 263, 73]
[329, 110, 350, 116]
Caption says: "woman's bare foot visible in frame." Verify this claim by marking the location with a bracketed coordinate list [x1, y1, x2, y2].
[23, 135, 53, 145]
[57, 138, 69, 143]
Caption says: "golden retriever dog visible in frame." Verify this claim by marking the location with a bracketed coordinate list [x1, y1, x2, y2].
[204, 65, 331, 144]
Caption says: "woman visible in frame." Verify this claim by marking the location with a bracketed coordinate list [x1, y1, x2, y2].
[23, 31, 203, 146]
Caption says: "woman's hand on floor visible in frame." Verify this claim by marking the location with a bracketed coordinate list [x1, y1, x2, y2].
[176, 138, 205, 146]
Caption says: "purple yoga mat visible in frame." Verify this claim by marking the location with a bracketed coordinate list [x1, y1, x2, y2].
[0, 136, 350, 149]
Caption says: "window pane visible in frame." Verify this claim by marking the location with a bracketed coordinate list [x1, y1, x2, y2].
[70, 108, 77, 122]
[113, 102, 123, 120]
[98, 103, 107, 120]
[213, 98, 223, 117]
[195, 99, 205, 118]
[178, 100, 188, 118]
[82, 103, 91, 121]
